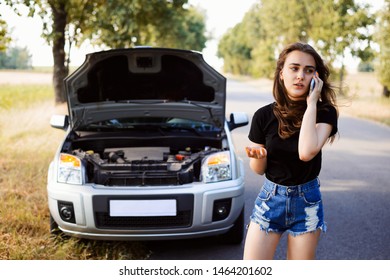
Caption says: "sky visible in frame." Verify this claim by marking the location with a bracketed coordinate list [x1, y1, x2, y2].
[0, 0, 258, 69]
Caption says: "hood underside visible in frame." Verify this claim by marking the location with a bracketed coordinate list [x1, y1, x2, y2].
[64, 48, 226, 130]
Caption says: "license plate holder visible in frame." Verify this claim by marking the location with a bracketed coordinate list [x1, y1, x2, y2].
[109, 199, 177, 217]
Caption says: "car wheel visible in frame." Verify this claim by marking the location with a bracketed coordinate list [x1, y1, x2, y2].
[220, 207, 245, 244]
[50, 214, 60, 235]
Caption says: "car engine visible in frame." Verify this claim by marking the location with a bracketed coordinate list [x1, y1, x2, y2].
[72, 146, 219, 186]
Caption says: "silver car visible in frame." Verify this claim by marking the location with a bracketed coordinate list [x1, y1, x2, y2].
[47, 48, 248, 243]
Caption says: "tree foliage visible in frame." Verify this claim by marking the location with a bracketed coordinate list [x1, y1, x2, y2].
[218, 0, 375, 85]
[4, 0, 207, 103]
[0, 19, 12, 51]
[0, 46, 32, 69]
[376, 0, 390, 97]
[84, 0, 207, 50]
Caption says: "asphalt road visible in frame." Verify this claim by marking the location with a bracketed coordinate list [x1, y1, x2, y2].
[148, 78, 390, 260]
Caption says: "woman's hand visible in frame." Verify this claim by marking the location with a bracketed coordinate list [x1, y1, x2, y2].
[246, 145, 267, 175]
[307, 72, 322, 104]
[245, 146, 267, 159]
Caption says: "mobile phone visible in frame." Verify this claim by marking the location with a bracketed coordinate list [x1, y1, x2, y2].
[310, 78, 315, 93]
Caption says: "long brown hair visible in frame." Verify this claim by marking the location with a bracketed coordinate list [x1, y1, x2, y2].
[272, 42, 338, 141]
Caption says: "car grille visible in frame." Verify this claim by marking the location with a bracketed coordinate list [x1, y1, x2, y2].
[95, 210, 192, 229]
[92, 194, 194, 230]
[95, 170, 194, 186]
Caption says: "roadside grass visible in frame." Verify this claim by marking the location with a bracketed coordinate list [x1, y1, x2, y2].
[0, 66, 76, 73]
[340, 72, 390, 126]
[0, 67, 52, 73]
[339, 95, 390, 126]
[0, 86, 150, 260]
[0, 85, 53, 110]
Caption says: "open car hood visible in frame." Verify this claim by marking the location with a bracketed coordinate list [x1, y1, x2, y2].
[64, 48, 226, 131]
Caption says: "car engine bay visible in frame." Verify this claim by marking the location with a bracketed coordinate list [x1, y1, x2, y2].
[71, 145, 224, 186]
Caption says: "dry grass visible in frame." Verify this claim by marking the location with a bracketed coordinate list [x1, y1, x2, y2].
[0, 86, 150, 260]
[339, 72, 390, 126]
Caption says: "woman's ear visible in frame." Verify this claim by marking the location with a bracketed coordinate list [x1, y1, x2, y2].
[280, 70, 284, 81]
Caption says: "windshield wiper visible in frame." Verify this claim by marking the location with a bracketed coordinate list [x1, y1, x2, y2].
[159, 125, 203, 136]
[115, 99, 171, 104]
[178, 100, 222, 128]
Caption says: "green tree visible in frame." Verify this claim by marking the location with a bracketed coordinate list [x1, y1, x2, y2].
[218, 0, 375, 87]
[218, 4, 265, 76]
[357, 61, 374, 72]
[251, 0, 310, 78]
[0, 18, 11, 51]
[219, 0, 311, 78]
[5, 0, 107, 103]
[308, 0, 375, 92]
[0, 46, 32, 69]
[376, 0, 390, 98]
[85, 1, 206, 50]
[4, 0, 206, 104]
[158, 6, 207, 51]
[218, 24, 252, 75]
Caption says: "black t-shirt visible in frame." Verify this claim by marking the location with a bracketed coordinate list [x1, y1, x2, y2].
[248, 102, 338, 185]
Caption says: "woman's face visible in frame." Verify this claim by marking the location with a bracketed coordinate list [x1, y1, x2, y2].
[280, 50, 316, 101]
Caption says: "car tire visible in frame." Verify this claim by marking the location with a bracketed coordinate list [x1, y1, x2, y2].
[219, 207, 245, 244]
[50, 214, 60, 235]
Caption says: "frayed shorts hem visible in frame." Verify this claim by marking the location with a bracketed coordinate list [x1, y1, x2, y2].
[251, 221, 327, 237]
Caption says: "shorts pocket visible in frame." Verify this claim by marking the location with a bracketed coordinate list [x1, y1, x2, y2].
[252, 187, 272, 224]
[258, 186, 272, 202]
[302, 187, 322, 205]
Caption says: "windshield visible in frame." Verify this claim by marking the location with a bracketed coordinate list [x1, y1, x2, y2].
[83, 117, 221, 133]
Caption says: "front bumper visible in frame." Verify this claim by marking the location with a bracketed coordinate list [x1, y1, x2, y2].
[48, 178, 245, 241]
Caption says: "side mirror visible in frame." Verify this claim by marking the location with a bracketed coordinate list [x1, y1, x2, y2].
[50, 115, 69, 130]
[228, 112, 248, 131]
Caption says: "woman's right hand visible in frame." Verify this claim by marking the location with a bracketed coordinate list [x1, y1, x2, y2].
[245, 146, 267, 159]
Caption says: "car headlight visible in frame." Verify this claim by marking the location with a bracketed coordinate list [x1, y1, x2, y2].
[202, 151, 231, 183]
[57, 153, 83, 185]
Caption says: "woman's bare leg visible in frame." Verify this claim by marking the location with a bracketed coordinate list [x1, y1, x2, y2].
[286, 229, 321, 260]
[243, 222, 282, 260]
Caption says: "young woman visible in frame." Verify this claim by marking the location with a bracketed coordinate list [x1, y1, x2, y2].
[243, 42, 338, 260]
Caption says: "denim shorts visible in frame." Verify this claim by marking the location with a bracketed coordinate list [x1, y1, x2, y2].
[250, 177, 326, 236]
